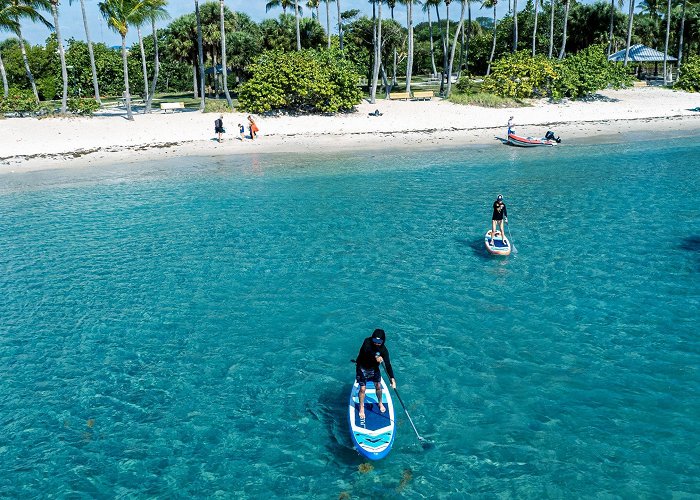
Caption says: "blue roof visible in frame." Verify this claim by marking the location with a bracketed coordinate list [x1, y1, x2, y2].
[608, 44, 677, 62]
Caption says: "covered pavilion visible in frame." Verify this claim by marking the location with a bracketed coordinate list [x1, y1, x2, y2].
[608, 44, 678, 83]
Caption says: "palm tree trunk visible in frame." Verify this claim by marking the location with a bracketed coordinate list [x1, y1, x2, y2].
[533, 0, 539, 56]
[80, 0, 101, 104]
[662, 0, 671, 84]
[0, 54, 8, 98]
[326, 0, 331, 48]
[220, 0, 232, 107]
[51, 3, 68, 113]
[435, 4, 446, 94]
[146, 18, 160, 113]
[121, 34, 133, 121]
[17, 30, 39, 104]
[295, 0, 302, 50]
[487, 4, 497, 75]
[513, 0, 518, 52]
[607, 0, 615, 56]
[370, 0, 382, 103]
[405, 0, 414, 93]
[192, 63, 198, 98]
[137, 27, 149, 105]
[444, 2, 451, 85]
[558, 0, 570, 59]
[391, 6, 396, 87]
[195, 0, 206, 110]
[446, 0, 466, 98]
[465, 1, 472, 74]
[624, 0, 635, 66]
[316, 5, 320, 21]
[548, 0, 555, 58]
[677, 0, 686, 65]
[428, 7, 437, 76]
[337, 0, 343, 50]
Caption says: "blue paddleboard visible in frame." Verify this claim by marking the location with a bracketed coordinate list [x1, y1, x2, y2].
[348, 377, 395, 460]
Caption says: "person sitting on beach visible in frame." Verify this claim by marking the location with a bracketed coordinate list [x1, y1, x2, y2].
[355, 329, 396, 421]
[215, 115, 225, 143]
[238, 123, 245, 140]
[368, 109, 383, 117]
[492, 194, 508, 242]
[248, 115, 259, 140]
[507, 116, 514, 136]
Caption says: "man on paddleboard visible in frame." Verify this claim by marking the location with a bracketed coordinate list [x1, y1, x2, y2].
[355, 329, 396, 420]
[492, 194, 508, 241]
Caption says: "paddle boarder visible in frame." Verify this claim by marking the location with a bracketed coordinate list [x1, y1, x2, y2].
[492, 194, 508, 242]
[355, 329, 396, 420]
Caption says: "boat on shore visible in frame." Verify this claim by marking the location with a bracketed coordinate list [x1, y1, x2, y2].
[497, 130, 561, 147]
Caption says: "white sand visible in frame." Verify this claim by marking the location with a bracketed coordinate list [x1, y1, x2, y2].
[1, 87, 699, 173]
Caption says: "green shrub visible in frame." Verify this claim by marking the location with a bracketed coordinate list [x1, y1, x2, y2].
[482, 51, 558, 99]
[552, 44, 633, 99]
[238, 49, 363, 114]
[204, 99, 233, 113]
[455, 76, 481, 95]
[67, 98, 100, 115]
[0, 89, 39, 114]
[675, 55, 700, 92]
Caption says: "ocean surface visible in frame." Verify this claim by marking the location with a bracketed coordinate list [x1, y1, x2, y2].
[1, 136, 698, 498]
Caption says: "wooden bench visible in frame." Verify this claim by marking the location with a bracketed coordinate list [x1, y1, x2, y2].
[632, 80, 647, 88]
[160, 101, 185, 112]
[389, 92, 411, 101]
[412, 91, 434, 101]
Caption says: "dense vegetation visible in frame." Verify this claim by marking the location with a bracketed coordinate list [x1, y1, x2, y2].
[1, 0, 699, 116]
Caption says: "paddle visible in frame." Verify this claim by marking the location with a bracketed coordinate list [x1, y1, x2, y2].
[381, 363, 433, 449]
[506, 220, 518, 254]
[351, 359, 433, 449]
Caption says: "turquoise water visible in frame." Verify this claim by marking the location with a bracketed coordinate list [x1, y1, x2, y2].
[1, 137, 698, 498]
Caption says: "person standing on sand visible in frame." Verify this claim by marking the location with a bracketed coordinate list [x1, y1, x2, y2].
[355, 329, 396, 421]
[238, 123, 245, 140]
[507, 116, 514, 136]
[492, 194, 508, 241]
[248, 115, 259, 139]
[215, 115, 225, 143]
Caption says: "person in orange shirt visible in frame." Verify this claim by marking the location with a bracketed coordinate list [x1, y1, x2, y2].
[248, 115, 259, 139]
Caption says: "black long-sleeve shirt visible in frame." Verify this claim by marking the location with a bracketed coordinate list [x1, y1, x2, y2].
[356, 337, 395, 380]
[492, 201, 508, 221]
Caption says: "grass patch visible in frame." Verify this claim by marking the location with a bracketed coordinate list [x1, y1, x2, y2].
[448, 92, 530, 108]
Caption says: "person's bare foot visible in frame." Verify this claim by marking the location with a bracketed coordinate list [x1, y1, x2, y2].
[379, 403, 386, 413]
[358, 408, 365, 420]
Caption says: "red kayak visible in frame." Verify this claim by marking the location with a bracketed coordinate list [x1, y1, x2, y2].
[506, 133, 557, 147]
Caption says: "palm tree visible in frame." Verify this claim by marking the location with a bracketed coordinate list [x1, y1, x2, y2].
[218, 0, 232, 106]
[48, 0, 68, 112]
[483, 0, 498, 75]
[558, 0, 571, 59]
[98, 0, 145, 120]
[532, 0, 542, 55]
[324, 0, 333, 48]
[294, 0, 301, 50]
[548, 0, 555, 58]
[265, 0, 295, 14]
[512, 0, 518, 51]
[370, 0, 382, 103]
[336, 0, 343, 49]
[446, 0, 466, 97]
[623, 0, 635, 66]
[8, 0, 52, 104]
[69, 0, 101, 104]
[422, 0, 439, 76]
[662, 0, 671, 83]
[307, 0, 320, 20]
[0, 0, 26, 97]
[403, 0, 415, 92]
[386, 0, 396, 86]
[144, 0, 168, 113]
[195, 0, 205, 109]
[606, 0, 624, 55]
[676, 0, 687, 65]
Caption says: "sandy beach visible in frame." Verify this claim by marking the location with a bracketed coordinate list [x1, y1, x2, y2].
[1, 86, 699, 173]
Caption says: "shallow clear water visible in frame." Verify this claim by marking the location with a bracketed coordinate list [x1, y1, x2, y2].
[1, 138, 698, 498]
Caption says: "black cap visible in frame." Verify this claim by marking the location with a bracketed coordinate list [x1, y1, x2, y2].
[371, 329, 386, 344]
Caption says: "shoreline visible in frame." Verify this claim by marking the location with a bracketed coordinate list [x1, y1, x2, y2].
[1, 87, 699, 174]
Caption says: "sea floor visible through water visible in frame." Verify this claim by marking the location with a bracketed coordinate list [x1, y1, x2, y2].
[0, 137, 698, 498]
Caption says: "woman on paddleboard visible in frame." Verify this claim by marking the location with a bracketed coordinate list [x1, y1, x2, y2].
[492, 194, 508, 240]
[355, 329, 396, 420]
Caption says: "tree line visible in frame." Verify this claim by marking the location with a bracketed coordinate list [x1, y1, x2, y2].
[1, 0, 699, 116]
